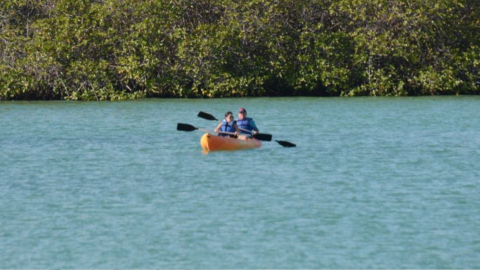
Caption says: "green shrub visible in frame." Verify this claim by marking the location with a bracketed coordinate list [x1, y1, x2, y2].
[1, 0, 479, 100]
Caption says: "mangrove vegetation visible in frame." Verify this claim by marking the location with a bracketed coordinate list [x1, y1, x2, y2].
[1, 0, 479, 100]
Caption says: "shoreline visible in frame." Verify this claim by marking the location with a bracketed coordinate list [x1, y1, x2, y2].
[2, 94, 480, 102]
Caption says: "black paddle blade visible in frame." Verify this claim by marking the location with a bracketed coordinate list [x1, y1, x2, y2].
[276, 140, 296, 147]
[198, 111, 218, 121]
[253, 133, 272, 141]
[177, 123, 198, 132]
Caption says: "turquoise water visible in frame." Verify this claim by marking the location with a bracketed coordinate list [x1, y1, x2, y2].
[1, 97, 479, 268]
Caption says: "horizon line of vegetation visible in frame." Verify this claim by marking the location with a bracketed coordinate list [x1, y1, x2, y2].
[1, 0, 479, 100]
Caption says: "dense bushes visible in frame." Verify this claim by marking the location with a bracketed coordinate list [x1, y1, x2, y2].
[1, 0, 479, 100]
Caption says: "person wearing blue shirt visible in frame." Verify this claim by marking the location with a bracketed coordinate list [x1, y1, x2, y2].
[214, 111, 239, 137]
[236, 107, 259, 137]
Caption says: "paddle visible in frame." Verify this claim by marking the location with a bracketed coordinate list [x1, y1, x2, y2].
[197, 111, 272, 142]
[198, 111, 218, 121]
[197, 111, 296, 147]
[276, 140, 296, 147]
[177, 123, 236, 136]
[177, 123, 199, 132]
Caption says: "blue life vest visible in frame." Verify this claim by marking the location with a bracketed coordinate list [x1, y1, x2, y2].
[220, 119, 236, 137]
[236, 117, 254, 134]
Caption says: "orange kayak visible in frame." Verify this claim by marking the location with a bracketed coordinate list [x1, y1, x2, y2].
[200, 133, 262, 151]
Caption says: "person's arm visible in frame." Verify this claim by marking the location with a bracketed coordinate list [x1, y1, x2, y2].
[250, 119, 259, 133]
[233, 122, 240, 136]
[214, 123, 222, 133]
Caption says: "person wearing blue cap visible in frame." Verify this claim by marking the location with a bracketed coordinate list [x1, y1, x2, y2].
[236, 108, 259, 137]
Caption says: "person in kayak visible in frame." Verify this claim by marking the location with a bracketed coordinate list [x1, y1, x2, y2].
[236, 107, 259, 137]
[214, 111, 239, 138]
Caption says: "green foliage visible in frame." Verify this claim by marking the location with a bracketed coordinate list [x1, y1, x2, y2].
[1, 0, 479, 100]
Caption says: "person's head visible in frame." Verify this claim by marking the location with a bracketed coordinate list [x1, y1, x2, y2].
[224, 111, 234, 123]
[238, 107, 247, 119]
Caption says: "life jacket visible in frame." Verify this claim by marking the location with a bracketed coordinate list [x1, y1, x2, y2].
[219, 119, 236, 137]
[236, 117, 254, 134]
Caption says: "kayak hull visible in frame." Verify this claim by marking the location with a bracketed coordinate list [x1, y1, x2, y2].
[200, 133, 262, 151]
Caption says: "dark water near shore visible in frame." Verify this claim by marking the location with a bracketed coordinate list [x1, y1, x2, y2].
[1, 97, 479, 268]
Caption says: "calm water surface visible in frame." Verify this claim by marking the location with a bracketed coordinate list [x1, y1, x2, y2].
[1, 97, 479, 268]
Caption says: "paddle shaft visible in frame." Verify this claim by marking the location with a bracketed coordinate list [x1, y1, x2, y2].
[220, 124, 267, 140]
[177, 123, 236, 135]
[200, 128, 236, 136]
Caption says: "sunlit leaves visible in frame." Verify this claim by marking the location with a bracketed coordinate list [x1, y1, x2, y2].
[0, 0, 479, 100]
